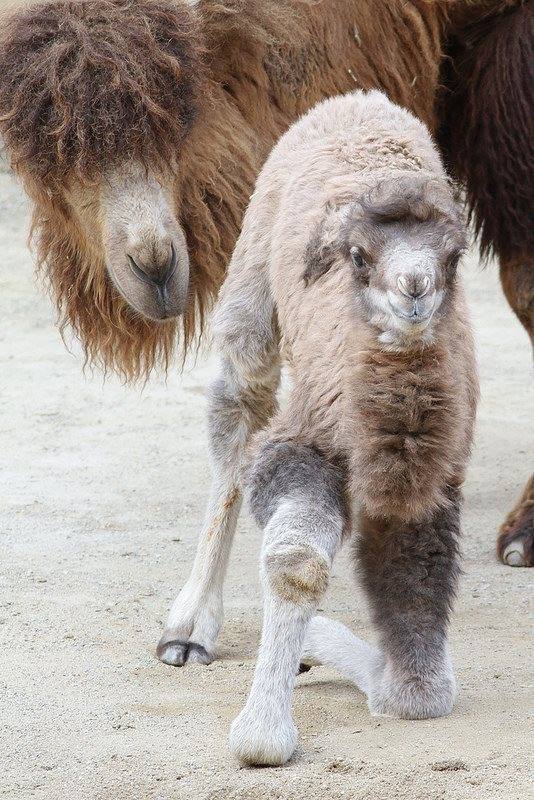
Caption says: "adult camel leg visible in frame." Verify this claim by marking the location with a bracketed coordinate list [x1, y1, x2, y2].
[437, 2, 533, 565]
[497, 256, 534, 567]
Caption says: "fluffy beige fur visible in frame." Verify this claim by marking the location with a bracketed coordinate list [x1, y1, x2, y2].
[217, 89, 478, 522]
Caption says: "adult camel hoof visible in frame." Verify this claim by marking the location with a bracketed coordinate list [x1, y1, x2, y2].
[497, 483, 534, 567]
[500, 532, 534, 567]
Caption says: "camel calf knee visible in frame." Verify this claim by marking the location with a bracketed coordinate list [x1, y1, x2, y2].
[263, 538, 330, 606]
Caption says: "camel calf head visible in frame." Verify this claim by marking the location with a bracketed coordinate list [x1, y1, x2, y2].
[303, 173, 467, 346]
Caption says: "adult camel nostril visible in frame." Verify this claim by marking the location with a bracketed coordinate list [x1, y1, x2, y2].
[127, 243, 177, 288]
[164, 242, 177, 286]
[127, 253, 153, 286]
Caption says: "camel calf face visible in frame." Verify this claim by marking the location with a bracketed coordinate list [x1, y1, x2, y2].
[304, 174, 467, 344]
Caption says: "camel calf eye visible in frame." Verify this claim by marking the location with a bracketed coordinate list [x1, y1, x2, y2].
[350, 246, 365, 269]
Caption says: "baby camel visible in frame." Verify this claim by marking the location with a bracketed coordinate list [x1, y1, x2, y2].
[159, 90, 479, 765]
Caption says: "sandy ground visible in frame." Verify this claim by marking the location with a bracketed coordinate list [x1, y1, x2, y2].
[0, 155, 533, 800]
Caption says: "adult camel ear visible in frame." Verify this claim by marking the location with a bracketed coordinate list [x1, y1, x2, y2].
[302, 202, 351, 286]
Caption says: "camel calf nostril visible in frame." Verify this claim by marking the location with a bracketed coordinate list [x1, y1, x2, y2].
[397, 274, 430, 299]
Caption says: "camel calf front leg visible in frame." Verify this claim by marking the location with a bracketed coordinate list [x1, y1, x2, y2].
[229, 441, 347, 765]
[356, 488, 461, 720]
[157, 358, 279, 666]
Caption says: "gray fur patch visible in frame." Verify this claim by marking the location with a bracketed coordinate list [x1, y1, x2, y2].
[246, 441, 348, 529]
[302, 224, 338, 286]
[207, 364, 278, 474]
[356, 486, 461, 709]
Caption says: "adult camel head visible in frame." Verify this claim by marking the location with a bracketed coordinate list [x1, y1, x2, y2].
[0, 0, 208, 378]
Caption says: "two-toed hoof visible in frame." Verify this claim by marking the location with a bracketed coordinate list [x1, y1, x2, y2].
[156, 632, 213, 667]
[498, 479, 534, 567]
[229, 706, 298, 766]
[498, 510, 534, 567]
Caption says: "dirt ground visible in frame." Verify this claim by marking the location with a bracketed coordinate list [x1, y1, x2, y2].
[1, 152, 533, 800]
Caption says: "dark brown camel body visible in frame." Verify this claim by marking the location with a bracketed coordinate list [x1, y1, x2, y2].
[0, 0, 531, 567]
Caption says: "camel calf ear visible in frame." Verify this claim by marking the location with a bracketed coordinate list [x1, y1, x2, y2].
[302, 227, 337, 287]
[302, 202, 353, 286]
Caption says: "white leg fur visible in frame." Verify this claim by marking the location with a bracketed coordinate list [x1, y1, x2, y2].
[157, 477, 242, 666]
[300, 615, 379, 695]
[230, 498, 344, 765]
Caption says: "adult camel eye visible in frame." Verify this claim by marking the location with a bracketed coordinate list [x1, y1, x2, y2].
[350, 246, 366, 270]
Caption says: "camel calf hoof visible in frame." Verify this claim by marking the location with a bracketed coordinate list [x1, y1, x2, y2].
[156, 636, 213, 666]
[369, 663, 456, 720]
[229, 703, 298, 766]
[157, 588, 223, 666]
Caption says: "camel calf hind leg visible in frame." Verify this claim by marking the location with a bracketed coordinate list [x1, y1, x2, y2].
[157, 254, 280, 665]
[229, 441, 347, 766]
[157, 359, 279, 666]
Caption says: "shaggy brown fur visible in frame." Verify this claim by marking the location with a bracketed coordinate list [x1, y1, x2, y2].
[31, 191, 182, 377]
[0, 0, 206, 378]
[0, 1, 530, 391]
[438, 1, 533, 263]
[0, 0, 444, 379]
[0, 0, 203, 185]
